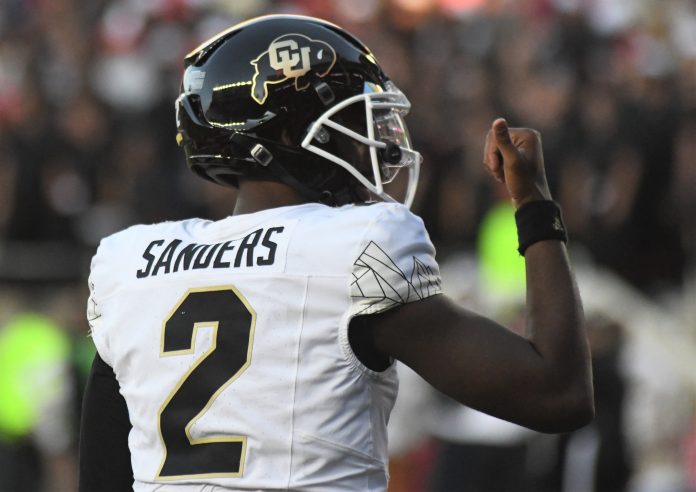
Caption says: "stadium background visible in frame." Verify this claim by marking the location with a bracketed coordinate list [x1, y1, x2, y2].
[0, 0, 694, 490]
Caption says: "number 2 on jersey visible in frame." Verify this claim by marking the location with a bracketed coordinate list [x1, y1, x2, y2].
[156, 286, 255, 479]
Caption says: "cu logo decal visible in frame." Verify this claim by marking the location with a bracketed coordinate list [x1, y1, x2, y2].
[251, 34, 336, 105]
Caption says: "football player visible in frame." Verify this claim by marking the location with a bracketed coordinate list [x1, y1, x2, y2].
[79, 15, 593, 491]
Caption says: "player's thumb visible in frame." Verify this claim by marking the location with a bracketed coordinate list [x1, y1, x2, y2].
[491, 118, 518, 161]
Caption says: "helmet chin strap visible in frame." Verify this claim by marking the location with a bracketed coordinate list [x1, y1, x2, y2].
[229, 133, 357, 206]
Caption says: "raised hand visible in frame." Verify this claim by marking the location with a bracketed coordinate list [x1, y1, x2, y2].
[483, 118, 552, 209]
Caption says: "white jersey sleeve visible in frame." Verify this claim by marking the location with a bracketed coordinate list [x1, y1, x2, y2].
[350, 204, 442, 316]
[87, 224, 150, 368]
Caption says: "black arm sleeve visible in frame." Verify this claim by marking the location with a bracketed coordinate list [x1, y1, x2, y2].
[79, 353, 133, 491]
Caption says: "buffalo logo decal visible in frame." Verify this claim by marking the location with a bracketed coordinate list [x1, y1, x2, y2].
[251, 34, 337, 105]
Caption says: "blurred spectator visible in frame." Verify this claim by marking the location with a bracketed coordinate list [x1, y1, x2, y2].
[546, 314, 632, 492]
[0, 299, 76, 491]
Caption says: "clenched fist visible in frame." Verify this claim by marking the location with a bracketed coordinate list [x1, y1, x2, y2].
[483, 118, 552, 209]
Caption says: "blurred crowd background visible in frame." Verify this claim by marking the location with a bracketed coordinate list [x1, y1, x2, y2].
[0, 0, 695, 490]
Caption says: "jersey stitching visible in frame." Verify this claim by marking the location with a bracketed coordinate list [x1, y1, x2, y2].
[293, 429, 386, 467]
[287, 277, 309, 488]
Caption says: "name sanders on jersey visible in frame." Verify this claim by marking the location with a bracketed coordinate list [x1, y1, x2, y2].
[136, 226, 285, 279]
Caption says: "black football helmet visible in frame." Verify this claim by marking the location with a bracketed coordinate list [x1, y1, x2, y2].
[175, 14, 421, 207]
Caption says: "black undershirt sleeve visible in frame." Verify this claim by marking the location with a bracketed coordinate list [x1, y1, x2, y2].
[79, 353, 133, 491]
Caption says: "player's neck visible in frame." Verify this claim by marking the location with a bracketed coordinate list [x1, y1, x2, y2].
[233, 178, 309, 215]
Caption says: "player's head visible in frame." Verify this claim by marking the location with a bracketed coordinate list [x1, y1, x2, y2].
[175, 14, 421, 207]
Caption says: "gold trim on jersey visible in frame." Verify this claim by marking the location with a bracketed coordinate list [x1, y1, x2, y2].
[155, 285, 256, 480]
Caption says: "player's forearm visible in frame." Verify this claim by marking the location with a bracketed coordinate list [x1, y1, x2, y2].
[523, 239, 594, 429]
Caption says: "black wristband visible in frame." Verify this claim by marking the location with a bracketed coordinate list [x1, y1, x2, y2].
[515, 200, 568, 255]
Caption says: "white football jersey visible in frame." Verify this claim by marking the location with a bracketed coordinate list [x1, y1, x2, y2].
[87, 202, 441, 491]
